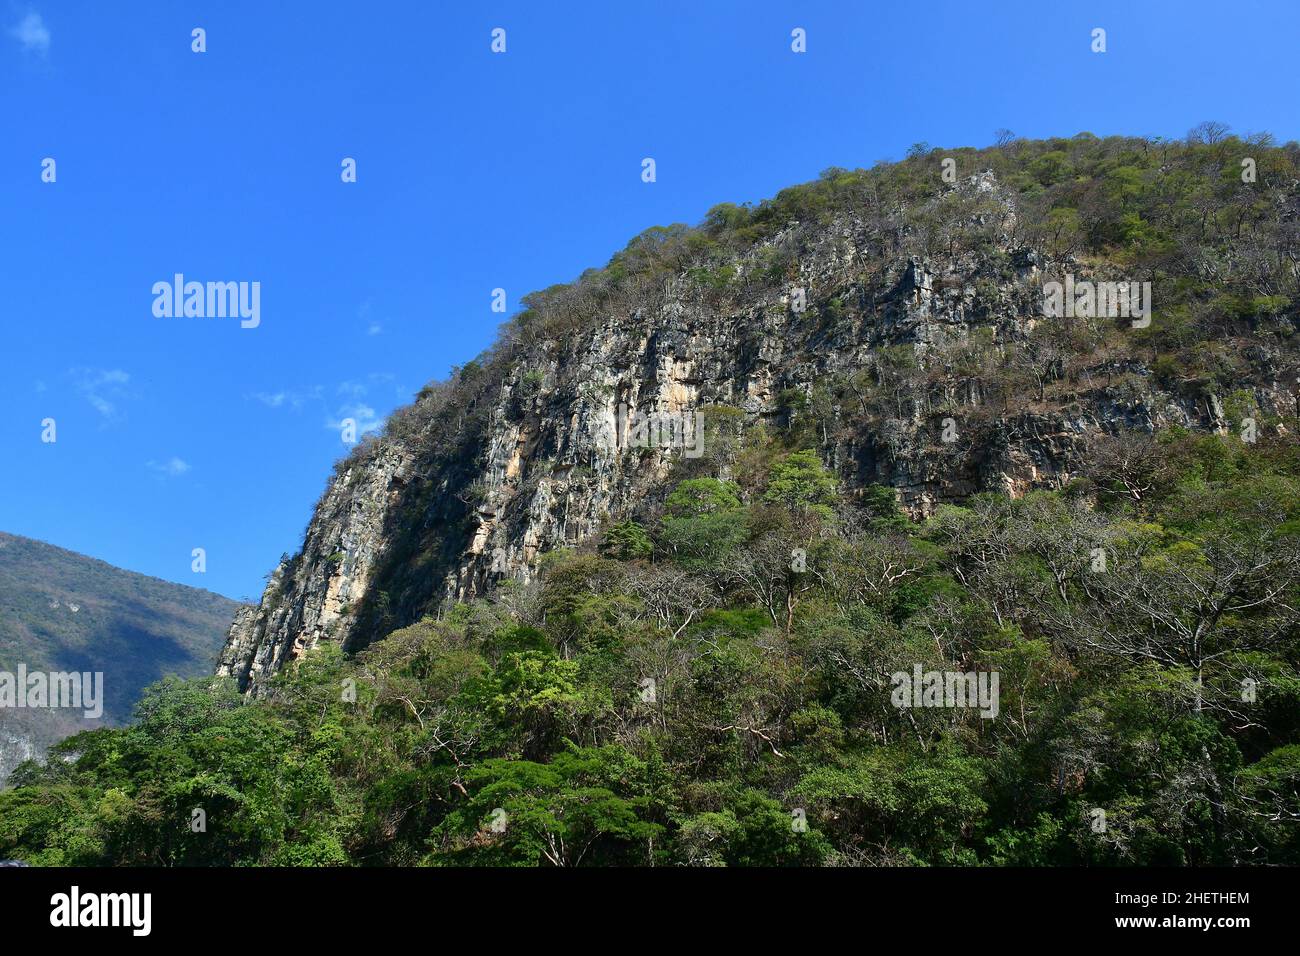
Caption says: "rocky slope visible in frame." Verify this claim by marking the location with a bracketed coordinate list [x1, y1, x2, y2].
[219, 135, 1300, 693]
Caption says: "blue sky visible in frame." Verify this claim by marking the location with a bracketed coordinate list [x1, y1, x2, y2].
[3, 0, 1298, 601]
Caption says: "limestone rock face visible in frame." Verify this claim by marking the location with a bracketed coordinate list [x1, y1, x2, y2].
[218, 170, 1293, 693]
[217, 445, 412, 691]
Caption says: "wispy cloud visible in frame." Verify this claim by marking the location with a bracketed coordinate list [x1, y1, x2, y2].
[327, 402, 382, 437]
[68, 367, 132, 420]
[8, 10, 50, 55]
[250, 376, 394, 438]
[358, 300, 386, 337]
[247, 386, 322, 410]
[147, 457, 191, 478]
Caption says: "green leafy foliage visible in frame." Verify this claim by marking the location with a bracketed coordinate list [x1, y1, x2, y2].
[4, 431, 1299, 867]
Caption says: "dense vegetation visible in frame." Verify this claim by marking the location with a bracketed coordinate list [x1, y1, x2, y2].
[2, 425, 1298, 866]
[0, 533, 238, 784]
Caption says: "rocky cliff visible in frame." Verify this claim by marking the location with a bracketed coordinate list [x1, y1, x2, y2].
[219, 138, 1300, 693]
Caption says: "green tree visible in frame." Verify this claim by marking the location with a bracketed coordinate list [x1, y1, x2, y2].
[762, 451, 837, 520]
[600, 519, 654, 561]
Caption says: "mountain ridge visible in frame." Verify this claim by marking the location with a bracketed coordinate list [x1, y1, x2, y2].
[0, 531, 240, 782]
[218, 129, 1300, 694]
[6, 128, 1300, 868]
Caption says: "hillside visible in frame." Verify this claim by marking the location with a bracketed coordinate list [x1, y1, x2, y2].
[3, 129, 1299, 866]
[0, 533, 240, 782]
[221, 128, 1300, 694]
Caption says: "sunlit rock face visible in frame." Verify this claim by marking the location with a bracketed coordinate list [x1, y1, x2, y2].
[218, 170, 1292, 694]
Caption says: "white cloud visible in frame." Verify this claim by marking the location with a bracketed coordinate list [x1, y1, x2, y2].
[69, 367, 132, 420]
[358, 300, 387, 337]
[248, 387, 321, 410]
[147, 457, 191, 478]
[327, 402, 382, 437]
[250, 377, 392, 437]
[9, 11, 50, 55]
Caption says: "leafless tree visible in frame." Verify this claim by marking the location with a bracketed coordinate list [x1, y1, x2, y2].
[1084, 431, 1174, 506]
[1051, 504, 1300, 713]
